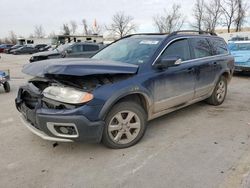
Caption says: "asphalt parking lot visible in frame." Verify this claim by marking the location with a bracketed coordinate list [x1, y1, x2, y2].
[0, 54, 250, 188]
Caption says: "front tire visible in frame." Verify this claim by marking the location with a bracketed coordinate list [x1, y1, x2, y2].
[206, 76, 227, 105]
[3, 82, 10, 93]
[102, 101, 147, 149]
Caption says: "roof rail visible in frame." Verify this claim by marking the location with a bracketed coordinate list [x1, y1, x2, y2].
[169, 30, 217, 37]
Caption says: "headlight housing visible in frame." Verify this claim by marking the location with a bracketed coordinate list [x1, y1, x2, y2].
[42, 86, 93, 104]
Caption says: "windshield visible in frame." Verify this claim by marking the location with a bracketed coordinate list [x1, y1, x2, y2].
[92, 36, 164, 64]
[228, 43, 250, 51]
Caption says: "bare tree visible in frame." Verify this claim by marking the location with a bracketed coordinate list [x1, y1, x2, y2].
[8, 31, 17, 44]
[48, 31, 56, 38]
[153, 4, 185, 33]
[34, 25, 45, 38]
[203, 0, 222, 32]
[3, 37, 11, 44]
[82, 19, 91, 35]
[81, 19, 103, 35]
[192, 0, 205, 31]
[234, 0, 248, 32]
[221, 0, 238, 33]
[106, 12, 137, 38]
[29, 34, 34, 38]
[69, 20, 78, 34]
[62, 24, 71, 35]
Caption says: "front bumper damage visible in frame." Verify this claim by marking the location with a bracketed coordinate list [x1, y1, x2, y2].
[15, 83, 104, 143]
[20, 114, 73, 142]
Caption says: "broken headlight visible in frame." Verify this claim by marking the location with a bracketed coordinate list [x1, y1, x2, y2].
[42, 86, 93, 104]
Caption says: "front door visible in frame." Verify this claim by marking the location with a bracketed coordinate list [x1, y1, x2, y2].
[150, 38, 196, 113]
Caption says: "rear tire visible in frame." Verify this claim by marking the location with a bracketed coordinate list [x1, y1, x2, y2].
[102, 101, 147, 149]
[3, 82, 10, 93]
[206, 76, 227, 106]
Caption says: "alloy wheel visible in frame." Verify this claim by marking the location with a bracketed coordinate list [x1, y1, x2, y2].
[108, 111, 141, 145]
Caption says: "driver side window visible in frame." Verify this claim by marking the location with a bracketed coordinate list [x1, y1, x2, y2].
[161, 39, 191, 61]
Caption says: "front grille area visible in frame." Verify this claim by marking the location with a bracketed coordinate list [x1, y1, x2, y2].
[21, 90, 39, 109]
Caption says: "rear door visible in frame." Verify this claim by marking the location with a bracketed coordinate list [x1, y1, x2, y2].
[188, 37, 217, 98]
[208, 38, 229, 75]
[151, 38, 196, 113]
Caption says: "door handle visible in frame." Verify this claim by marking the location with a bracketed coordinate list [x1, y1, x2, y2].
[213, 62, 217, 66]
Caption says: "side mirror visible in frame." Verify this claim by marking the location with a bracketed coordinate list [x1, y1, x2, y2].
[154, 56, 182, 69]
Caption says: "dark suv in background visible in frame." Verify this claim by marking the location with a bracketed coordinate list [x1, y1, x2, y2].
[16, 31, 234, 149]
[29, 42, 103, 62]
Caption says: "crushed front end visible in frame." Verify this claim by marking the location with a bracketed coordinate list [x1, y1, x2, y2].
[15, 77, 105, 143]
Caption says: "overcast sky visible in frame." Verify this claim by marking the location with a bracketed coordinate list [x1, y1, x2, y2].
[0, 0, 198, 38]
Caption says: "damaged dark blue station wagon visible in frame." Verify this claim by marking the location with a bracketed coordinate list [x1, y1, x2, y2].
[16, 31, 234, 149]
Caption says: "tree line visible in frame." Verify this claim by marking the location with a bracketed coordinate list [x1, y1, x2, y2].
[192, 0, 248, 33]
[0, 0, 249, 44]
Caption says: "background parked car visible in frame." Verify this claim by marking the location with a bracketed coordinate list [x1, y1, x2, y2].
[0, 70, 10, 93]
[12, 45, 38, 55]
[0, 44, 14, 53]
[30, 42, 103, 62]
[33, 44, 48, 51]
[39, 45, 52, 52]
[4, 44, 23, 54]
[228, 41, 250, 72]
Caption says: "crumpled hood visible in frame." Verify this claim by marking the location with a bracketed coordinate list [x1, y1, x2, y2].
[32, 50, 60, 57]
[22, 58, 139, 77]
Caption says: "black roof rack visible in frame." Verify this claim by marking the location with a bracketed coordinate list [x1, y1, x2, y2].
[169, 30, 217, 37]
[121, 30, 217, 40]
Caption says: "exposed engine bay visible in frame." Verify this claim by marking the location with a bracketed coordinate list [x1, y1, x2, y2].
[18, 74, 133, 111]
[29, 74, 132, 92]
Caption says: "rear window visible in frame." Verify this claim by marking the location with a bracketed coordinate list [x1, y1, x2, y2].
[209, 38, 228, 55]
[189, 38, 212, 58]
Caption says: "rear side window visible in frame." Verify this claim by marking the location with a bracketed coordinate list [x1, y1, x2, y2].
[161, 39, 191, 61]
[83, 45, 99, 51]
[209, 39, 228, 55]
[189, 38, 212, 58]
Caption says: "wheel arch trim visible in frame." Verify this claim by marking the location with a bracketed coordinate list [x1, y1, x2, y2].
[99, 89, 153, 120]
